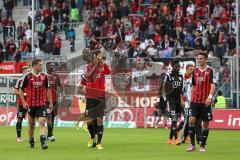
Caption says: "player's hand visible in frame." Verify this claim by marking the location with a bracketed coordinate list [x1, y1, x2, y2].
[23, 102, 29, 110]
[205, 98, 212, 106]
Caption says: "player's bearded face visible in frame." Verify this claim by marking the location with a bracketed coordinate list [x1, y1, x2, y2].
[173, 64, 180, 72]
[197, 55, 206, 66]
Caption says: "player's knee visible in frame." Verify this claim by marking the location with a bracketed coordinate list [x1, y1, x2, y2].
[38, 119, 46, 127]
[17, 118, 23, 124]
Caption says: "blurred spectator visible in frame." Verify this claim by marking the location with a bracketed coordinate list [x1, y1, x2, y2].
[43, 38, 53, 59]
[17, 22, 24, 46]
[70, 3, 78, 27]
[4, 0, 14, 20]
[77, 0, 84, 22]
[8, 16, 15, 38]
[53, 33, 61, 55]
[1, 16, 8, 42]
[227, 33, 236, 56]
[67, 27, 76, 52]
[5, 38, 16, 61]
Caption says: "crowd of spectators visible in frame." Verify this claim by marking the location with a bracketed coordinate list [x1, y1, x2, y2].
[0, 0, 81, 62]
[83, 0, 237, 66]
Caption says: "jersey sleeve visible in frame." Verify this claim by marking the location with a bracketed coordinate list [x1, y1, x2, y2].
[56, 74, 63, 87]
[45, 74, 50, 88]
[20, 75, 28, 89]
[14, 79, 21, 89]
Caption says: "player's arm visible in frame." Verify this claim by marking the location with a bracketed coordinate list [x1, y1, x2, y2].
[19, 76, 28, 109]
[56, 74, 65, 97]
[13, 80, 20, 96]
[206, 69, 216, 106]
[46, 76, 54, 111]
[84, 57, 99, 78]
[161, 74, 169, 100]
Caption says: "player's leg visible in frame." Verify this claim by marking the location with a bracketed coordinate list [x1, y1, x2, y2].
[86, 98, 97, 147]
[16, 117, 23, 141]
[47, 112, 53, 140]
[187, 103, 199, 151]
[96, 116, 104, 150]
[195, 117, 203, 144]
[37, 106, 48, 149]
[16, 105, 26, 142]
[199, 106, 212, 152]
[28, 108, 36, 148]
[181, 109, 190, 143]
[47, 102, 58, 141]
[95, 98, 105, 149]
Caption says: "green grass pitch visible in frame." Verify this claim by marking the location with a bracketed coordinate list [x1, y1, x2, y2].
[0, 126, 239, 160]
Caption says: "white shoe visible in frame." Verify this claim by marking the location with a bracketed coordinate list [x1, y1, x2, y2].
[48, 136, 55, 142]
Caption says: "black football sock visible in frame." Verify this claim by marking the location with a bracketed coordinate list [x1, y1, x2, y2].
[196, 119, 203, 144]
[29, 138, 34, 144]
[172, 121, 178, 140]
[97, 125, 104, 144]
[189, 125, 196, 146]
[201, 129, 209, 147]
[87, 122, 95, 139]
[40, 135, 46, 144]
[16, 119, 23, 137]
[47, 121, 53, 137]
[169, 125, 173, 139]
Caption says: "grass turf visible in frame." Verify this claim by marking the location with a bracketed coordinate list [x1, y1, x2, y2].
[0, 126, 239, 160]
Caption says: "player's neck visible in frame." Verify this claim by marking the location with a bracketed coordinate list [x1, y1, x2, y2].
[32, 70, 40, 76]
[199, 65, 207, 71]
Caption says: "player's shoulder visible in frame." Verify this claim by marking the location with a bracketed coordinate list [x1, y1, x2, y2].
[22, 72, 32, 79]
[206, 66, 215, 72]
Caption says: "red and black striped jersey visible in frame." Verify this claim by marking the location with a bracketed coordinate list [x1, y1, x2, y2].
[47, 73, 62, 103]
[191, 66, 216, 104]
[20, 72, 49, 107]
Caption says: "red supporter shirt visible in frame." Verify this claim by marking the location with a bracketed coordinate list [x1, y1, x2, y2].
[220, 10, 230, 24]
[175, 16, 183, 28]
[21, 72, 49, 107]
[191, 66, 216, 104]
[84, 63, 110, 98]
[47, 73, 62, 103]
[15, 78, 27, 105]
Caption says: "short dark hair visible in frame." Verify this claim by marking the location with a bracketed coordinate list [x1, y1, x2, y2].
[218, 90, 223, 96]
[198, 52, 208, 59]
[31, 59, 42, 67]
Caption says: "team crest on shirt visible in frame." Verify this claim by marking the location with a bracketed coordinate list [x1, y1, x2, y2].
[205, 72, 209, 76]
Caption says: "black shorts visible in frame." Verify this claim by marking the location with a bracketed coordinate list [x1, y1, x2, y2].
[168, 100, 182, 121]
[86, 98, 105, 119]
[28, 106, 47, 118]
[189, 102, 213, 121]
[17, 105, 27, 118]
[46, 101, 58, 118]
